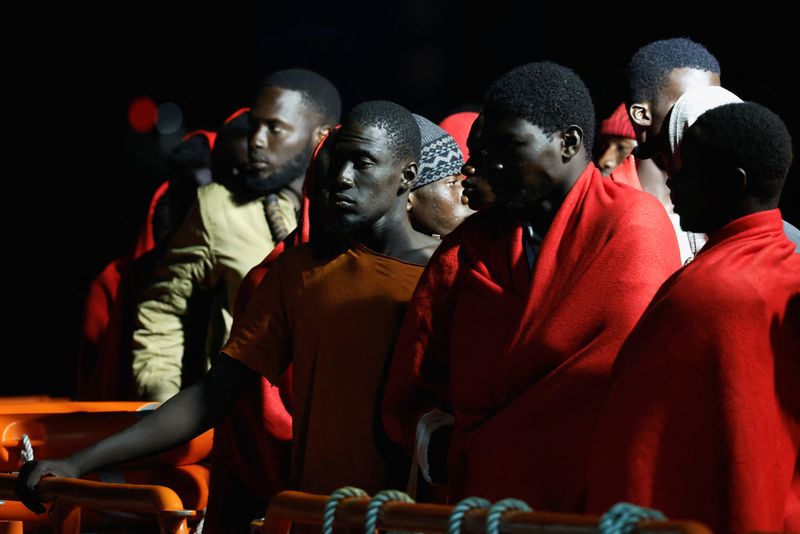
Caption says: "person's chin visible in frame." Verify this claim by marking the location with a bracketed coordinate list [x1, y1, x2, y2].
[678, 219, 701, 233]
[496, 192, 529, 216]
[242, 173, 282, 195]
[328, 214, 364, 237]
[675, 209, 701, 233]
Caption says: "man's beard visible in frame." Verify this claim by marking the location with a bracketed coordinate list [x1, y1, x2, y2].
[327, 215, 367, 237]
[242, 148, 313, 195]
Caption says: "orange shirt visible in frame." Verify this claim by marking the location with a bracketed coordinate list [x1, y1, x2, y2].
[223, 242, 424, 494]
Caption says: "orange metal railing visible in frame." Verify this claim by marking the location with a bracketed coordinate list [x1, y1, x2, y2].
[0, 473, 196, 534]
[253, 491, 713, 534]
[0, 401, 159, 414]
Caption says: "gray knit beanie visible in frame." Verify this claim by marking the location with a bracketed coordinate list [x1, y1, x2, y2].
[411, 114, 465, 191]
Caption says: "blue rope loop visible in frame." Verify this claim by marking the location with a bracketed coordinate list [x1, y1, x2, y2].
[448, 497, 491, 534]
[599, 502, 667, 534]
[321, 487, 369, 534]
[485, 498, 533, 534]
[363, 490, 415, 534]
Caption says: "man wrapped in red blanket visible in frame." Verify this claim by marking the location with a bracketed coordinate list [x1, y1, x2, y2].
[383, 62, 681, 510]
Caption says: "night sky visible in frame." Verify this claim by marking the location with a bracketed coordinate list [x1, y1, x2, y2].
[7, 3, 797, 395]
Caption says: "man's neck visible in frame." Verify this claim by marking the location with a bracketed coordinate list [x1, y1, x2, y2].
[636, 158, 671, 207]
[354, 206, 437, 266]
[525, 199, 560, 237]
[704, 200, 776, 236]
[525, 160, 587, 236]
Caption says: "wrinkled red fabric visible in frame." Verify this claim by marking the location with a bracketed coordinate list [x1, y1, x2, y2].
[587, 209, 800, 533]
[608, 155, 642, 190]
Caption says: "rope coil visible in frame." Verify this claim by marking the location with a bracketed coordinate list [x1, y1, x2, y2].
[448, 497, 491, 534]
[364, 489, 414, 534]
[485, 498, 532, 534]
[599, 502, 667, 534]
[321, 487, 369, 534]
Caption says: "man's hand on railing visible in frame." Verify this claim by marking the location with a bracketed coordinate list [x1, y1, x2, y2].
[15, 459, 80, 514]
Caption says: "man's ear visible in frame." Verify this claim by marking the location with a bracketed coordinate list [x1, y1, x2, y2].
[630, 103, 652, 128]
[732, 166, 747, 193]
[561, 125, 584, 161]
[314, 125, 334, 144]
[400, 162, 418, 193]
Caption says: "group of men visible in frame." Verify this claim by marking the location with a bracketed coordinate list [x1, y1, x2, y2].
[18, 37, 799, 534]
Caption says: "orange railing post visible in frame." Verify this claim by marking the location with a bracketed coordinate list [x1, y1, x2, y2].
[0, 521, 23, 534]
[0, 473, 196, 534]
[49, 502, 80, 534]
[156, 510, 194, 534]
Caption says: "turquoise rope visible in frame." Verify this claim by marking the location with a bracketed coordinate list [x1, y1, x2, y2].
[363, 489, 415, 534]
[321, 487, 369, 534]
[599, 502, 667, 534]
[485, 498, 532, 534]
[448, 497, 491, 534]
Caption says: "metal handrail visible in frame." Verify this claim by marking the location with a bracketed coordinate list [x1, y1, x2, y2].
[257, 490, 713, 534]
[0, 473, 195, 534]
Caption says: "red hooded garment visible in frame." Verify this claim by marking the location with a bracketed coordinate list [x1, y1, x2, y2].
[203, 133, 327, 533]
[383, 162, 681, 511]
[587, 209, 800, 533]
[131, 181, 171, 259]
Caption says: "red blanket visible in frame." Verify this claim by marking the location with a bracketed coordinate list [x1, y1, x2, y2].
[587, 209, 800, 533]
[383, 162, 680, 511]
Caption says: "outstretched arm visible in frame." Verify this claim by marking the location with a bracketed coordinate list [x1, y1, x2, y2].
[16, 354, 257, 513]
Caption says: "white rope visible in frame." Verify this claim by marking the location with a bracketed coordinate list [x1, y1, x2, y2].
[20, 434, 34, 463]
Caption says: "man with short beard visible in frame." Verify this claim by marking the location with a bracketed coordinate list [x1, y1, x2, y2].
[383, 62, 681, 510]
[132, 69, 340, 402]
